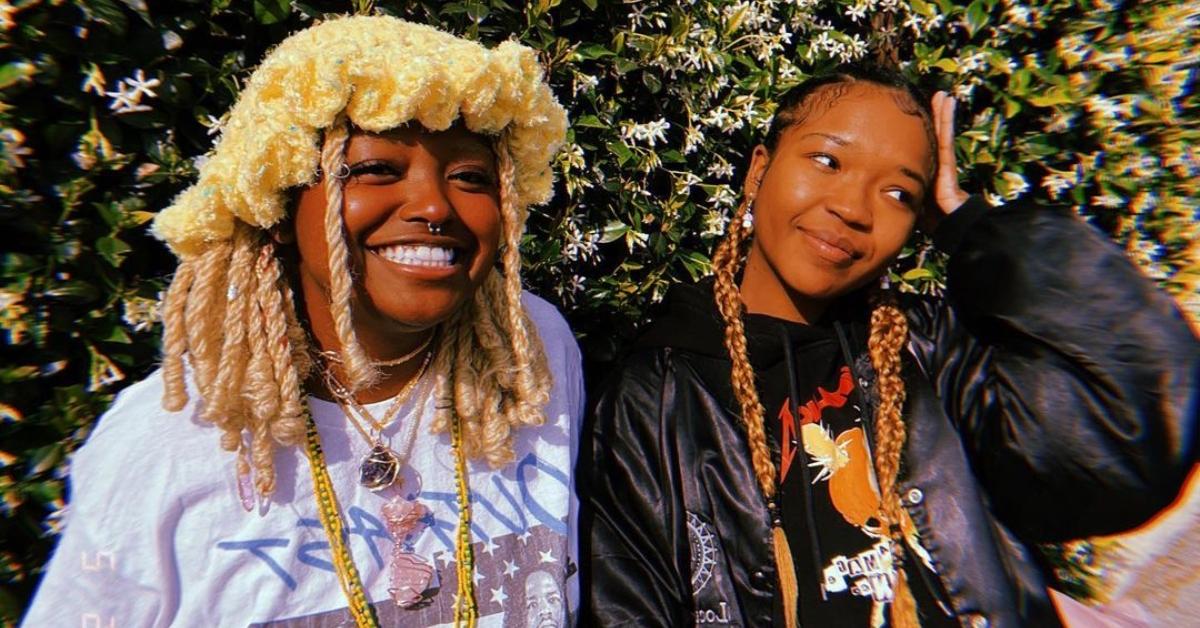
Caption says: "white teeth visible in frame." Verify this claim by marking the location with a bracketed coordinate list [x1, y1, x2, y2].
[375, 245, 457, 267]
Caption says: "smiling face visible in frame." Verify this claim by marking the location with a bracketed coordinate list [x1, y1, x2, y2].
[739, 83, 933, 322]
[292, 123, 502, 354]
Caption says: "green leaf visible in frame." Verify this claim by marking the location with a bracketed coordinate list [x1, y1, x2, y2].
[1027, 88, 1073, 107]
[642, 71, 662, 94]
[575, 44, 613, 60]
[599, 220, 629, 244]
[43, 281, 101, 304]
[97, 236, 132, 267]
[965, 1, 988, 37]
[606, 141, 634, 166]
[581, 0, 597, 9]
[574, 114, 606, 129]
[253, 0, 291, 25]
[902, 268, 935, 281]
[85, 0, 130, 35]
[933, 58, 959, 73]
[0, 62, 36, 91]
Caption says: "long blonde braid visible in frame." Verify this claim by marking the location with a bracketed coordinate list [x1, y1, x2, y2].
[869, 289, 920, 628]
[712, 195, 776, 498]
[712, 195, 803, 626]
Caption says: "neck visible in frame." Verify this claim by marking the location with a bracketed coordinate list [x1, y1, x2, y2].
[303, 299, 438, 405]
[738, 248, 828, 324]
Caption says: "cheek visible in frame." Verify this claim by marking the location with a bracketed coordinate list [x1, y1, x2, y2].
[292, 187, 333, 277]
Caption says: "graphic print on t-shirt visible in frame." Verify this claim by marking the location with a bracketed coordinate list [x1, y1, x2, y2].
[229, 448, 576, 628]
[775, 365, 937, 628]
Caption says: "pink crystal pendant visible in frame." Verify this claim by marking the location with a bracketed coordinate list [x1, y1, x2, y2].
[237, 465, 255, 512]
[359, 443, 401, 491]
[389, 553, 435, 608]
[382, 497, 434, 608]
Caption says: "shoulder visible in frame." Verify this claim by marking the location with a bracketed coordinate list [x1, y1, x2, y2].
[590, 347, 672, 428]
[521, 289, 581, 366]
[72, 370, 215, 495]
[522, 291, 575, 343]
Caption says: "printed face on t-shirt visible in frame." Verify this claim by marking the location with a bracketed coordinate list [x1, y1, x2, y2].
[524, 569, 565, 628]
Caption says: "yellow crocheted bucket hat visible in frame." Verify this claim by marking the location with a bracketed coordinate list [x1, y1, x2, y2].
[153, 15, 568, 257]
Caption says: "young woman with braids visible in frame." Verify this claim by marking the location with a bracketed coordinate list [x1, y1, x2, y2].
[585, 64, 1197, 627]
[25, 17, 584, 627]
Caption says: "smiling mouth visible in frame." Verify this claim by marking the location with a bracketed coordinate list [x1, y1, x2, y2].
[372, 244, 460, 268]
[800, 229, 859, 265]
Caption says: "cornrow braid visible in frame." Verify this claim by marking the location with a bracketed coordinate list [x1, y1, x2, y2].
[869, 288, 920, 628]
[320, 114, 377, 393]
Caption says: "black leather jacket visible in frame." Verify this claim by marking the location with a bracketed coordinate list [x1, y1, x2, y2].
[584, 198, 1199, 627]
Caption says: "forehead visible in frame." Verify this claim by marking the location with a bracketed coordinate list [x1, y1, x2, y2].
[344, 123, 494, 157]
[781, 83, 932, 171]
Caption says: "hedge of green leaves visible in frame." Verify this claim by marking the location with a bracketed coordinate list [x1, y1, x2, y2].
[1, 0, 1196, 619]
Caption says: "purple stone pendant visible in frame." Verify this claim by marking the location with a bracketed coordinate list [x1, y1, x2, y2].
[359, 443, 401, 491]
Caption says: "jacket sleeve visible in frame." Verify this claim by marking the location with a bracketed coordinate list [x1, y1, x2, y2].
[582, 351, 692, 627]
[908, 196, 1199, 543]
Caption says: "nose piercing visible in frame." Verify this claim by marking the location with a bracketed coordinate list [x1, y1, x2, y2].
[428, 223, 443, 236]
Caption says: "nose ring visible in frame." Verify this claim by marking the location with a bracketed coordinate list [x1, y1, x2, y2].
[428, 223, 443, 236]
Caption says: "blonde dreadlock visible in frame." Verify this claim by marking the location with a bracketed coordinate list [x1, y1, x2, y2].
[159, 129, 552, 498]
[152, 16, 565, 501]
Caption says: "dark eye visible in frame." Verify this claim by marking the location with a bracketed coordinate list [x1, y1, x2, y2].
[885, 188, 916, 206]
[811, 153, 838, 170]
[450, 168, 496, 187]
[347, 160, 400, 180]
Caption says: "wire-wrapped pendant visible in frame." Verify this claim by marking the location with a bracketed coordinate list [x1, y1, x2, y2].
[359, 443, 401, 491]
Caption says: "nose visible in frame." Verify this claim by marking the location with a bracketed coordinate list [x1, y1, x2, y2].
[403, 170, 455, 228]
[825, 185, 873, 230]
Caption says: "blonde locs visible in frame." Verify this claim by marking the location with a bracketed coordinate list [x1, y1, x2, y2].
[159, 222, 312, 499]
[319, 114, 378, 393]
[427, 134, 552, 468]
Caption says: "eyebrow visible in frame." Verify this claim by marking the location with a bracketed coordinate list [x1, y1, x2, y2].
[801, 132, 849, 146]
[801, 131, 929, 189]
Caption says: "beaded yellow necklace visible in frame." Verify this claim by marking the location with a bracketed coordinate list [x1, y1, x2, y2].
[303, 409, 478, 627]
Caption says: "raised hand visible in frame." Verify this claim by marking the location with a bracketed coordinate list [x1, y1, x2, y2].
[932, 91, 969, 215]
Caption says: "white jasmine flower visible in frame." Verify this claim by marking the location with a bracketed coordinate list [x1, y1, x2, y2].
[684, 126, 705, 155]
[845, 3, 868, 22]
[106, 69, 161, 114]
[701, 209, 730, 237]
[122, 296, 162, 332]
[706, 158, 735, 180]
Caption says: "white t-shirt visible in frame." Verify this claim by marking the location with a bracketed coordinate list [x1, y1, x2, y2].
[23, 293, 584, 628]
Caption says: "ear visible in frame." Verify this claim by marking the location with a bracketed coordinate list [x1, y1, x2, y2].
[743, 144, 771, 200]
[270, 217, 296, 245]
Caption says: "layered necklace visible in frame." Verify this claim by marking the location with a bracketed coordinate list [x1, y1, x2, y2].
[321, 348, 434, 491]
[303, 336, 478, 627]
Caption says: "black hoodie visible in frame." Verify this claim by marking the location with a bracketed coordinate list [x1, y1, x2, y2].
[639, 279, 956, 626]
[585, 197, 1199, 627]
